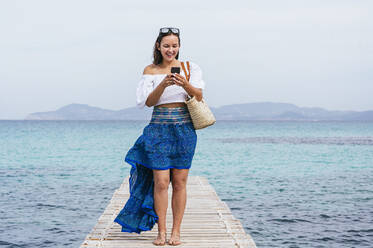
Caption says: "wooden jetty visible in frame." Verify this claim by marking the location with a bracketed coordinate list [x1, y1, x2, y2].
[80, 176, 257, 248]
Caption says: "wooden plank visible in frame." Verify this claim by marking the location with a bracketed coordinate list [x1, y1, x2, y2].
[80, 176, 257, 248]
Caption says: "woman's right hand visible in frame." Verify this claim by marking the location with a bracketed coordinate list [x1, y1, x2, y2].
[160, 74, 175, 88]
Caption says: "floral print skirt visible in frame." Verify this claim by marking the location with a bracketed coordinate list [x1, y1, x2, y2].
[114, 106, 197, 234]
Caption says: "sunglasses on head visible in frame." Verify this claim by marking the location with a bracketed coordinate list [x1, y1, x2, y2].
[159, 27, 180, 35]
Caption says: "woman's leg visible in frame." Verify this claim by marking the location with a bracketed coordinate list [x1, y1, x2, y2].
[169, 168, 189, 245]
[152, 168, 170, 245]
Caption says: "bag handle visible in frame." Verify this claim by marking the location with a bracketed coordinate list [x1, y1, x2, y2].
[181, 61, 194, 101]
[180, 61, 190, 81]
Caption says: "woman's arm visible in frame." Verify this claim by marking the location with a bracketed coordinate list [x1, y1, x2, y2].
[183, 83, 203, 102]
[145, 81, 167, 107]
[173, 73, 203, 102]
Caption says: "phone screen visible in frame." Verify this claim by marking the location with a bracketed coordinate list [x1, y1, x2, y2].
[171, 67, 180, 74]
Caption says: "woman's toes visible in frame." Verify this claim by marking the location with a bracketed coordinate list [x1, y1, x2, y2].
[168, 233, 181, 246]
[152, 232, 166, 246]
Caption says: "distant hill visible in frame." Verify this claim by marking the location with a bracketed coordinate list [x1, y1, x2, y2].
[24, 102, 373, 121]
[25, 103, 153, 120]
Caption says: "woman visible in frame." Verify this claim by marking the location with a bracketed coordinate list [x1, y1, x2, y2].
[114, 27, 205, 246]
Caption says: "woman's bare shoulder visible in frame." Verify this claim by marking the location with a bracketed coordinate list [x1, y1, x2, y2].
[143, 64, 157, 75]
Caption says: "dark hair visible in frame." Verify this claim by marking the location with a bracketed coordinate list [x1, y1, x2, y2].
[152, 32, 181, 65]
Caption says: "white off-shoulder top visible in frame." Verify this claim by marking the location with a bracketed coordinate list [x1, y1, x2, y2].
[136, 61, 205, 108]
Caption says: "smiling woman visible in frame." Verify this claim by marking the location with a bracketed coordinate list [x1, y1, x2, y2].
[113, 27, 206, 246]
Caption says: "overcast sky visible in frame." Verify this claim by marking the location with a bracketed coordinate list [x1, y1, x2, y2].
[1, 0, 372, 119]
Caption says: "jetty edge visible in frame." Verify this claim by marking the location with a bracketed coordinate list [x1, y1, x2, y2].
[80, 175, 257, 247]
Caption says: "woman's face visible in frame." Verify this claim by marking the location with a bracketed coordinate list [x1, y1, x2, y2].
[157, 34, 180, 62]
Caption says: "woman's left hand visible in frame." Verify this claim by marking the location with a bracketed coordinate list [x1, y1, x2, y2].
[172, 72, 203, 101]
[172, 73, 190, 88]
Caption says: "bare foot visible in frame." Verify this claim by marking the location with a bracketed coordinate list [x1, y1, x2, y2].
[168, 232, 181, 246]
[152, 231, 167, 246]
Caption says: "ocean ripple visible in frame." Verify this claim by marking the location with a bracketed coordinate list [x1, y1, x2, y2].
[214, 136, 373, 145]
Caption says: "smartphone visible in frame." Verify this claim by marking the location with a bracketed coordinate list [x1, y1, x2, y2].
[171, 67, 180, 74]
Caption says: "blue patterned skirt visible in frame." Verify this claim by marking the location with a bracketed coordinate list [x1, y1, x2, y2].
[113, 106, 197, 234]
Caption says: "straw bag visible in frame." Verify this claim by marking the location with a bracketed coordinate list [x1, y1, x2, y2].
[181, 61, 216, 130]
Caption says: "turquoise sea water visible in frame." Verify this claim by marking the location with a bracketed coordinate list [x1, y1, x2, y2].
[1, 120, 372, 248]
